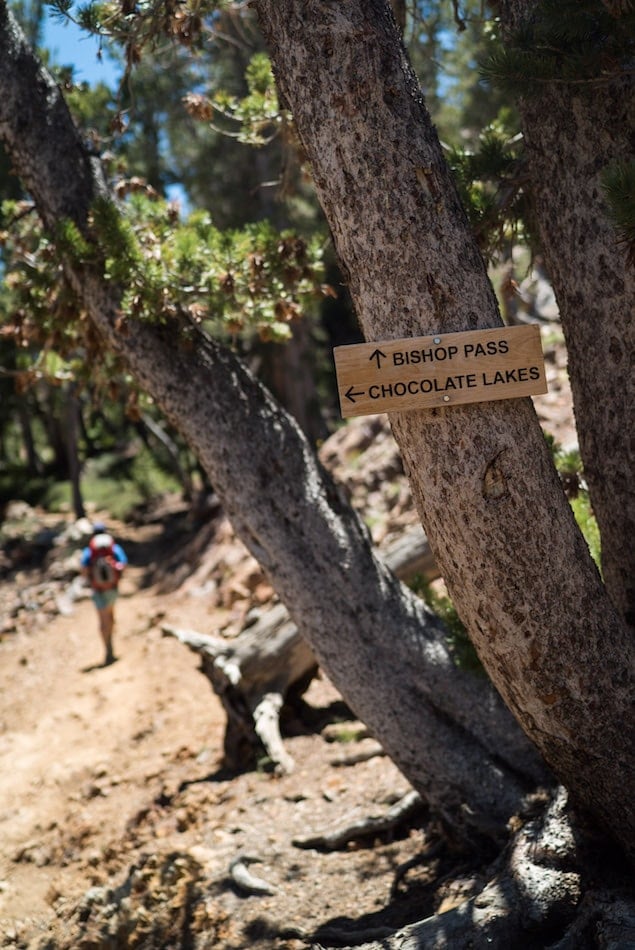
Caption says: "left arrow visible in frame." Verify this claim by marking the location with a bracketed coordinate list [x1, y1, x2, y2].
[345, 385, 365, 403]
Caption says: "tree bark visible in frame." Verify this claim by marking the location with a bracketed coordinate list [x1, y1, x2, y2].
[253, 0, 635, 856]
[498, 0, 635, 630]
[0, 0, 544, 837]
[89, 320, 544, 832]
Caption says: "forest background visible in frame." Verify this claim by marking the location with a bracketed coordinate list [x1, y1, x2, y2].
[0, 0, 553, 520]
[0, 1, 632, 947]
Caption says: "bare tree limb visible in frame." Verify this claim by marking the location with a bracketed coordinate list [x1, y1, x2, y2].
[293, 789, 424, 851]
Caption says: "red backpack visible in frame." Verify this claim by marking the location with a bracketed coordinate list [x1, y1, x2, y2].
[88, 533, 122, 591]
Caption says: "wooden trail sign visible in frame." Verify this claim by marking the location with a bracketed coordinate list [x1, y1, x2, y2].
[333, 325, 547, 419]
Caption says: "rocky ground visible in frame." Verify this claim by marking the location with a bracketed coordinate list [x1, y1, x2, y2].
[0, 329, 578, 948]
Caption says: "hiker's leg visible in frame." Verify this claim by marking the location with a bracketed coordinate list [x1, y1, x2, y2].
[97, 603, 116, 663]
[93, 589, 118, 664]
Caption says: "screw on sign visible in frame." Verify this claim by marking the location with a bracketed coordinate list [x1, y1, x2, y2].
[333, 325, 547, 418]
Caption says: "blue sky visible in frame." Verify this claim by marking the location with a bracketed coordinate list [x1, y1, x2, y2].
[42, 9, 121, 86]
[41, 7, 187, 210]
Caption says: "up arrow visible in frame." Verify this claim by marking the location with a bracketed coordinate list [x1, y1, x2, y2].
[345, 385, 365, 403]
[369, 348, 387, 369]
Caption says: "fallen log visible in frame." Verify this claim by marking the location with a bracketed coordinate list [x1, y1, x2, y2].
[381, 526, 437, 581]
[163, 516, 548, 842]
[163, 604, 316, 774]
[163, 525, 438, 775]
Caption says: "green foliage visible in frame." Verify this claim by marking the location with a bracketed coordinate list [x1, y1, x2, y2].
[0, 200, 86, 365]
[128, 447, 181, 500]
[447, 111, 531, 258]
[397, 7, 531, 260]
[0, 444, 181, 518]
[409, 574, 484, 675]
[62, 79, 115, 132]
[413, 6, 514, 150]
[48, 0, 73, 19]
[43, 475, 136, 518]
[570, 493, 602, 570]
[547, 436, 602, 569]
[328, 724, 368, 744]
[480, 0, 635, 92]
[130, 193, 324, 341]
[96, 456, 167, 518]
[55, 217, 96, 265]
[600, 160, 635, 263]
[0, 183, 328, 386]
[0, 469, 46, 508]
[92, 190, 328, 342]
[73, 1, 107, 34]
[47, 0, 209, 77]
[91, 195, 144, 283]
[189, 53, 283, 147]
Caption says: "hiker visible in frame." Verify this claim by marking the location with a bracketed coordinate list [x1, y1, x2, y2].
[80, 522, 128, 665]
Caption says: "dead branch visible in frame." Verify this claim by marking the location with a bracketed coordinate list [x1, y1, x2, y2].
[228, 854, 277, 896]
[292, 789, 424, 851]
[162, 604, 316, 774]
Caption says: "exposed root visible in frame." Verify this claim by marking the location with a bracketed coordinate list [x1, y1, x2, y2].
[293, 789, 424, 851]
[329, 743, 385, 767]
[312, 788, 584, 948]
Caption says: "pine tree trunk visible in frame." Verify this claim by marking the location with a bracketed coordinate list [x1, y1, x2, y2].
[499, 0, 635, 630]
[253, 0, 635, 856]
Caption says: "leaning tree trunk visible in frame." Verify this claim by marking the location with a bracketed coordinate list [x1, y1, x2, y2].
[0, 0, 546, 838]
[254, 0, 635, 856]
[499, 0, 635, 631]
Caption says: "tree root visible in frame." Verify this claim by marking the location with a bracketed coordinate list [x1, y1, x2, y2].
[293, 789, 425, 851]
[329, 743, 385, 767]
[311, 788, 588, 948]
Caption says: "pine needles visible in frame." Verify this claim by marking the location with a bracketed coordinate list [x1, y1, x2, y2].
[480, 0, 635, 92]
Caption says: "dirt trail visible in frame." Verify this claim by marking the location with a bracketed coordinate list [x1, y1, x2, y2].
[0, 568, 225, 929]
[0, 562, 428, 949]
